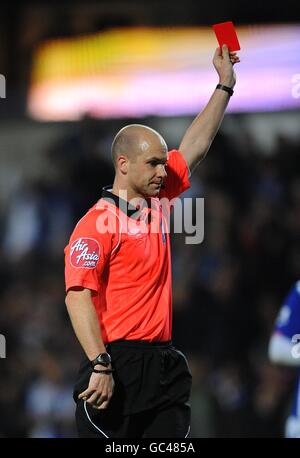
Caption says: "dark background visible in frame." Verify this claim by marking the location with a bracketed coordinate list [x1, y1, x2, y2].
[0, 0, 300, 437]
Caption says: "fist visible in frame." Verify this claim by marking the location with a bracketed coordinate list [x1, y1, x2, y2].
[213, 44, 240, 88]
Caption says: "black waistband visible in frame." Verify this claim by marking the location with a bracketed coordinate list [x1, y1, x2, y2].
[106, 339, 172, 349]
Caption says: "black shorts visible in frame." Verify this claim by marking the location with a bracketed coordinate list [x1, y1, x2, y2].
[74, 340, 192, 438]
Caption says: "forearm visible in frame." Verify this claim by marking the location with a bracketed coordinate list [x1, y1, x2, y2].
[65, 288, 106, 360]
[179, 44, 239, 172]
[179, 87, 231, 170]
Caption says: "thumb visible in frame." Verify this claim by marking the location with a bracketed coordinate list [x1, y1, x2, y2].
[214, 47, 221, 59]
[222, 44, 230, 57]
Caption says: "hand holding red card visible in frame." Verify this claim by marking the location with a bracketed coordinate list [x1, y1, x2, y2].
[212, 22, 240, 89]
[212, 21, 241, 52]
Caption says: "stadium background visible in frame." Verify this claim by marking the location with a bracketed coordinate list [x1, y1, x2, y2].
[0, 0, 300, 437]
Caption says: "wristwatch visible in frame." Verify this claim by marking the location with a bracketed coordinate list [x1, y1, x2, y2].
[90, 352, 112, 368]
[216, 83, 234, 96]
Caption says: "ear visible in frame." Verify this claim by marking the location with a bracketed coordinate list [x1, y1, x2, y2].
[117, 155, 128, 175]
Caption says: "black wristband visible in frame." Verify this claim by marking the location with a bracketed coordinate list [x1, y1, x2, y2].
[92, 369, 114, 374]
[216, 84, 234, 96]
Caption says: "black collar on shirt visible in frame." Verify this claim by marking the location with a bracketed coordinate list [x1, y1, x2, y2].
[101, 185, 152, 221]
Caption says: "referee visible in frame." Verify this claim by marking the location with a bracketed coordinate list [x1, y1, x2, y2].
[64, 45, 239, 438]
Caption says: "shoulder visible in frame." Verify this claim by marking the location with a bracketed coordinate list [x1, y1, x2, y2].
[67, 201, 122, 255]
[74, 201, 122, 233]
[158, 150, 190, 200]
[167, 149, 190, 175]
[75, 203, 109, 227]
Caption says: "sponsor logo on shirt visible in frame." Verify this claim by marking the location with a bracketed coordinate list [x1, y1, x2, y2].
[70, 238, 100, 268]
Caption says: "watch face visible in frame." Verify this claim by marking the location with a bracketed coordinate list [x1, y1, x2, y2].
[97, 353, 111, 365]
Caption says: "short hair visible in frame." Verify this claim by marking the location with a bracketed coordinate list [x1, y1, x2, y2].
[111, 126, 135, 168]
[111, 124, 167, 169]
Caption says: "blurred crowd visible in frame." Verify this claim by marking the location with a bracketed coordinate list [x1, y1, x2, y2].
[0, 118, 300, 437]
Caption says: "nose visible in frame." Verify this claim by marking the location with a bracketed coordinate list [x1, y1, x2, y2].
[157, 164, 167, 179]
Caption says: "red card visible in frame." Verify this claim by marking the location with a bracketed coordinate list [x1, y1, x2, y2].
[212, 21, 241, 52]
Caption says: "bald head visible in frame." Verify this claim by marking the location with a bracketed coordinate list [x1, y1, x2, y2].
[111, 124, 167, 169]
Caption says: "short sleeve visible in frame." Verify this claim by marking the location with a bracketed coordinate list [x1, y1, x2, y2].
[274, 281, 300, 338]
[64, 209, 113, 294]
[159, 150, 190, 200]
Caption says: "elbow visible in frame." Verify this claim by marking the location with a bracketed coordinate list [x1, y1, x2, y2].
[65, 291, 72, 310]
[65, 295, 70, 311]
[194, 140, 213, 164]
[268, 333, 295, 366]
[180, 141, 211, 172]
[268, 336, 280, 363]
[65, 286, 89, 310]
[198, 147, 210, 162]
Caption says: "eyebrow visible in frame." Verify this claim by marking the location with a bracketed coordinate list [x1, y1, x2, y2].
[146, 156, 168, 162]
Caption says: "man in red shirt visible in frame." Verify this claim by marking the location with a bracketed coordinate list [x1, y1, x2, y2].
[65, 45, 239, 437]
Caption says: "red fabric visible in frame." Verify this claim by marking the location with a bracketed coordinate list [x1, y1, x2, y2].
[64, 150, 190, 343]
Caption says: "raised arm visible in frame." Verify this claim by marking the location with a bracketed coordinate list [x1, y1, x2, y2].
[179, 45, 240, 174]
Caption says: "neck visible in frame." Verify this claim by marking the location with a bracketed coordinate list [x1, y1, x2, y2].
[112, 177, 144, 202]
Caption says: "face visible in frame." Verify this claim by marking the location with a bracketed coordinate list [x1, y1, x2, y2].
[127, 141, 168, 198]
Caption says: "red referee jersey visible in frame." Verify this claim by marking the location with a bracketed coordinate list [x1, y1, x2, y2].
[64, 150, 190, 343]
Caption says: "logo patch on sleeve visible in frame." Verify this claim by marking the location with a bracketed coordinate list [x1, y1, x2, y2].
[70, 238, 100, 269]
